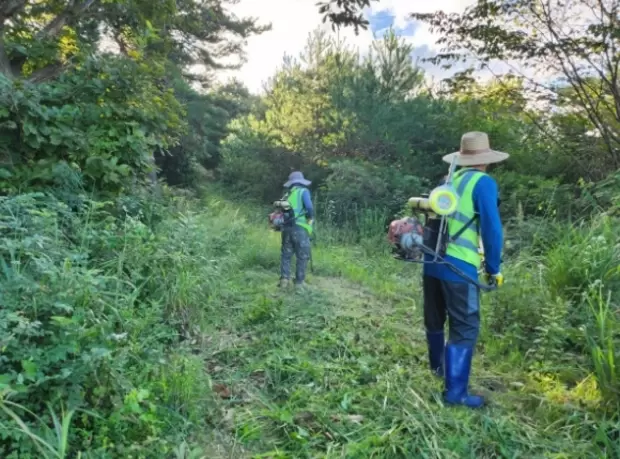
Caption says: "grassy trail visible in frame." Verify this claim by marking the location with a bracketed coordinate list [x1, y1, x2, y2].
[188, 199, 611, 459]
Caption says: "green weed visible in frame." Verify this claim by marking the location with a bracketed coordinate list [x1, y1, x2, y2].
[2, 188, 620, 458]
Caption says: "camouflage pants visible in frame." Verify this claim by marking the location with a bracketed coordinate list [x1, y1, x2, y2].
[280, 225, 311, 283]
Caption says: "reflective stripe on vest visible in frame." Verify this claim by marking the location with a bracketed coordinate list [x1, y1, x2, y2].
[445, 169, 485, 268]
[287, 186, 313, 234]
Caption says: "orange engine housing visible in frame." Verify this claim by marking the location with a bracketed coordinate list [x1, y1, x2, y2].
[268, 211, 285, 230]
[387, 217, 426, 261]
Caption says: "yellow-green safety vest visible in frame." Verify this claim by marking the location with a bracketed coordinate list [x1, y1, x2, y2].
[445, 168, 486, 268]
[287, 186, 313, 235]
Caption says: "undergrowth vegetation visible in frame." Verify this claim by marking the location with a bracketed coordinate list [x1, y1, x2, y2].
[1, 184, 619, 457]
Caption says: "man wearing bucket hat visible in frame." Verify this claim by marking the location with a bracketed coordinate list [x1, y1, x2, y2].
[279, 171, 314, 289]
[423, 131, 507, 408]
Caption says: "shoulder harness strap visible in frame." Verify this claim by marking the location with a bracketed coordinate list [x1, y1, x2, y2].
[447, 169, 485, 243]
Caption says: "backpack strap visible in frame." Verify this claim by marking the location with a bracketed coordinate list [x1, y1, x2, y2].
[448, 214, 478, 243]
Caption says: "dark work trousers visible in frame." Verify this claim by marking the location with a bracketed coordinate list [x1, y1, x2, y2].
[423, 275, 480, 347]
[280, 225, 311, 284]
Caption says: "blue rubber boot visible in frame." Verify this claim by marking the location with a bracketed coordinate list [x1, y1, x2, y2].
[426, 330, 445, 377]
[443, 343, 484, 408]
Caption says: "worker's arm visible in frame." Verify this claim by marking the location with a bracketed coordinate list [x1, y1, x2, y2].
[473, 176, 503, 275]
[302, 188, 314, 220]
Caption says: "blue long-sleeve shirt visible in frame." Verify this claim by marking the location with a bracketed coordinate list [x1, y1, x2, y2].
[423, 174, 503, 282]
[300, 188, 314, 219]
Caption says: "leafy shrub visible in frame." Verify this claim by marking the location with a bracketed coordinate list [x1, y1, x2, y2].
[0, 56, 184, 194]
[575, 170, 620, 217]
[484, 213, 620, 405]
[318, 160, 423, 228]
[219, 117, 313, 201]
[503, 216, 566, 256]
[494, 170, 572, 219]
[0, 190, 223, 457]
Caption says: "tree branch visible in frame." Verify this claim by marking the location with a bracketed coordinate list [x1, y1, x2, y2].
[0, 0, 27, 24]
[0, 0, 27, 78]
[26, 63, 66, 83]
[536, 1, 620, 164]
[4, 0, 99, 80]
[0, 35, 13, 78]
[114, 33, 129, 56]
[36, 0, 99, 40]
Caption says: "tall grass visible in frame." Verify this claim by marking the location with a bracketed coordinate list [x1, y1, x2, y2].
[0, 190, 243, 457]
[545, 215, 620, 300]
[585, 284, 619, 404]
[1, 186, 619, 457]
[0, 394, 86, 459]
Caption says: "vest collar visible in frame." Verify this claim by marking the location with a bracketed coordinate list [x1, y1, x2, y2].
[456, 167, 486, 175]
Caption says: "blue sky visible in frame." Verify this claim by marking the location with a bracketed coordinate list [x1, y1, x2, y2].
[366, 8, 473, 80]
[368, 9, 418, 37]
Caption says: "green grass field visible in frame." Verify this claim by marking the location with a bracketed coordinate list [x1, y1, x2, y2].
[176, 196, 617, 459]
[2, 191, 617, 459]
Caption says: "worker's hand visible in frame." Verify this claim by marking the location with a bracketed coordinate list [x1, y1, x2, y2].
[486, 272, 504, 287]
[308, 219, 313, 226]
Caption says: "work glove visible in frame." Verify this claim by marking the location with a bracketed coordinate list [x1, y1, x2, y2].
[485, 272, 504, 287]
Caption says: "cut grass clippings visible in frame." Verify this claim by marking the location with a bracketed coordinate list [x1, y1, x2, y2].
[186, 195, 618, 459]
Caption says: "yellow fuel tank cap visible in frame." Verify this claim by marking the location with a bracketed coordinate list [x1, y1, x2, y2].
[429, 185, 459, 216]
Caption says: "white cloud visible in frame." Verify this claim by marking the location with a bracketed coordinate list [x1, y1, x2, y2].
[218, 0, 475, 93]
[368, 0, 474, 44]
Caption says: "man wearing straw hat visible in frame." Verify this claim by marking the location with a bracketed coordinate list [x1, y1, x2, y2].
[423, 131, 507, 408]
[279, 171, 314, 289]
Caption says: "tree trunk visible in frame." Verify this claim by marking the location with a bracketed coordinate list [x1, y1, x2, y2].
[0, 36, 13, 78]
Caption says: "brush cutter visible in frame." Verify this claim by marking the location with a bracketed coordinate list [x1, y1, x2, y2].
[268, 199, 293, 231]
[387, 156, 498, 291]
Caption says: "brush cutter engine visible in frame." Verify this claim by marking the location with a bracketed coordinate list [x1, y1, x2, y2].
[387, 216, 427, 262]
[268, 211, 285, 230]
[268, 199, 293, 231]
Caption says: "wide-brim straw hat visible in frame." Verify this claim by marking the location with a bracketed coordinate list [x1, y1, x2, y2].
[284, 171, 311, 187]
[442, 131, 509, 166]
